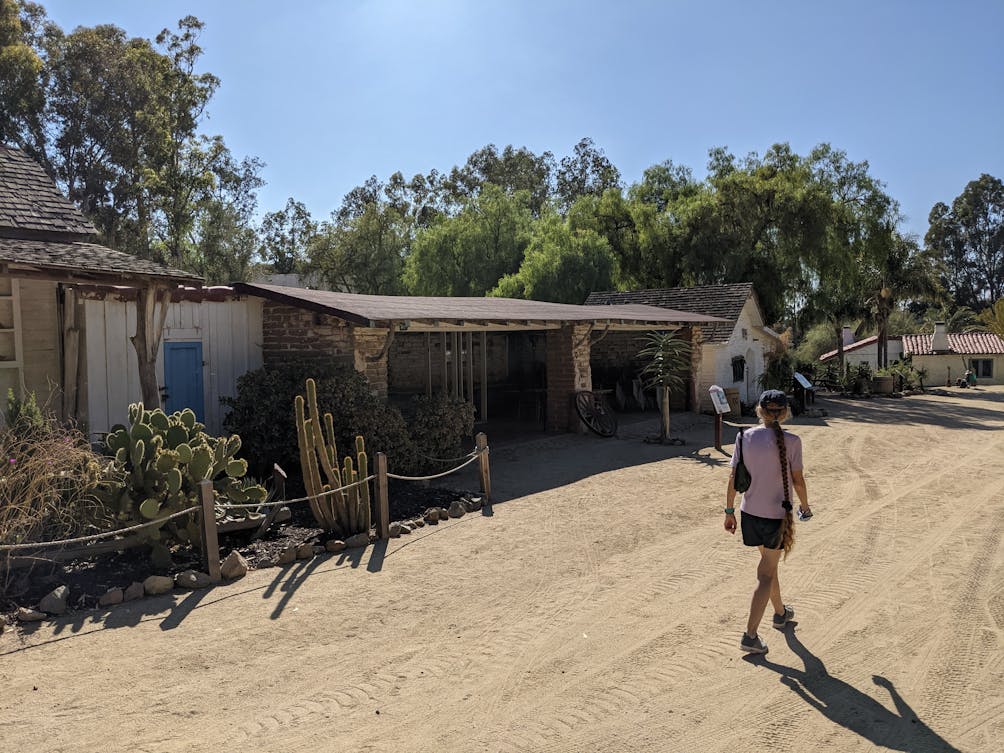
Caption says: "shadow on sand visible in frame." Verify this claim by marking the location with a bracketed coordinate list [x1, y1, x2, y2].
[744, 626, 961, 752]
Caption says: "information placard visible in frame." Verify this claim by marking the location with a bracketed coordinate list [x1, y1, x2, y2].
[708, 384, 731, 415]
[794, 372, 813, 390]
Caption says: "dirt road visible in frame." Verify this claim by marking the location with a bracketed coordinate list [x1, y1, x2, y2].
[3, 388, 1003, 752]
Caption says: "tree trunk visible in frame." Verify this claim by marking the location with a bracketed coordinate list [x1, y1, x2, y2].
[660, 385, 671, 441]
[130, 283, 172, 409]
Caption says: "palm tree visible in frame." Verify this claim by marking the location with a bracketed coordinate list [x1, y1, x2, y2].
[861, 234, 941, 368]
[638, 331, 691, 443]
[976, 299, 1004, 338]
[922, 304, 979, 333]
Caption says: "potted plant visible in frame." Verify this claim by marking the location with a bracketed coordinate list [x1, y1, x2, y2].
[871, 368, 895, 394]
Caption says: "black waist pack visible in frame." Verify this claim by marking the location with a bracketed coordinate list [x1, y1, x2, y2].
[734, 428, 752, 492]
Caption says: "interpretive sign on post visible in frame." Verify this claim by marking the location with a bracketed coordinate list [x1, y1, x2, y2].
[709, 384, 731, 452]
[709, 385, 731, 415]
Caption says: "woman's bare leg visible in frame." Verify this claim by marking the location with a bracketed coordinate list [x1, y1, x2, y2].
[747, 545, 784, 636]
[770, 569, 784, 616]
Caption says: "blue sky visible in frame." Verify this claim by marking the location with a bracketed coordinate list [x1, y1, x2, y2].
[40, 0, 1004, 239]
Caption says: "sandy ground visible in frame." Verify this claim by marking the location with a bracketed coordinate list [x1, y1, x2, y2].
[2, 387, 1003, 753]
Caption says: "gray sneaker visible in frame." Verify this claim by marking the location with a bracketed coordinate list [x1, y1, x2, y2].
[740, 632, 768, 654]
[772, 605, 795, 629]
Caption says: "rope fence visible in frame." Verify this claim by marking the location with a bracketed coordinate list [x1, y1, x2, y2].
[387, 450, 481, 481]
[2, 433, 491, 574]
[0, 505, 200, 552]
[215, 475, 376, 510]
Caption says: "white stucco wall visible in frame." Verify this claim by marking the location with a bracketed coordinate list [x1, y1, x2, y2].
[912, 354, 1004, 386]
[696, 297, 779, 411]
[821, 339, 904, 372]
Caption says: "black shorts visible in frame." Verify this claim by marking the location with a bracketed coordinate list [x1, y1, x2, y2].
[741, 511, 783, 549]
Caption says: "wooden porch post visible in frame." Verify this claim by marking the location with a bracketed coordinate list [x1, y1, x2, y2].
[480, 331, 488, 421]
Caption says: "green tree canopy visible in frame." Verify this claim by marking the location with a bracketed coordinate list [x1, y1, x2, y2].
[0, 4, 262, 274]
[404, 184, 532, 296]
[259, 197, 315, 275]
[309, 202, 408, 294]
[925, 174, 1004, 309]
[491, 211, 617, 303]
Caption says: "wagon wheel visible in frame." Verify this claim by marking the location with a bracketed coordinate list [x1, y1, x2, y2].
[575, 390, 618, 437]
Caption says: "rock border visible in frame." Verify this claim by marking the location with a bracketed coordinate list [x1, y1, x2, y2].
[6, 494, 484, 633]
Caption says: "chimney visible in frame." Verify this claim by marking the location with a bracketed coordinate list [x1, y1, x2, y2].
[842, 325, 854, 346]
[931, 321, 949, 352]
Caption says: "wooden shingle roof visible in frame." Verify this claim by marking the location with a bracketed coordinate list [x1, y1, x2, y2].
[585, 283, 756, 343]
[0, 146, 95, 237]
[0, 146, 200, 284]
[234, 283, 727, 330]
[0, 237, 199, 283]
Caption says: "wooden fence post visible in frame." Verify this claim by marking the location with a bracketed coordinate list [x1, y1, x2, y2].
[273, 463, 287, 500]
[476, 432, 491, 501]
[198, 479, 222, 581]
[374, 452, 390, 540]
[714, 413, 723, 452]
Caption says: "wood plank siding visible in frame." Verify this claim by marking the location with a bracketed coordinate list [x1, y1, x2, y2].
[84, 296, 263, 436]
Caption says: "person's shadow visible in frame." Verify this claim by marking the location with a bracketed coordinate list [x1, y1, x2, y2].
[744, 625, 962, 752]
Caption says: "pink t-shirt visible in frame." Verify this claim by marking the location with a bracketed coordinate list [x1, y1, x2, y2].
[730, 425, 803, 519]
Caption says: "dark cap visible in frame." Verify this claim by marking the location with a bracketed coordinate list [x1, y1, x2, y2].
[758, 389, 788, 408]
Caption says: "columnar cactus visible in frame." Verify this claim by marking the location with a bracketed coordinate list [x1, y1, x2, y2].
[295, 378, 372, 536]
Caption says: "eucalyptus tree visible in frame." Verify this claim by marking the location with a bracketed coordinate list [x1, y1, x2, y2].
[555, 137, 621, 211]
[259, 198, 316, 275]
[444, 144, 556, 216]
[926, 174, 1004, 309]
[0, 0, 46, 155]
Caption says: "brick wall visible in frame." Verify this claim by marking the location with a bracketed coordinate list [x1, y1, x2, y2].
[262, 302, 352, 368]
[589, 327, 693, 412]
[353, 328, 390, 399]
[546, 323, 592, 432]
[261, 302, 389, 397]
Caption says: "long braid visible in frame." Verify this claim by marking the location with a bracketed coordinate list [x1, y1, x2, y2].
[771, 421, 795, 558]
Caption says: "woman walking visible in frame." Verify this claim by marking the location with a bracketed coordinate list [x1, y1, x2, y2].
[724, 389, 811, 654]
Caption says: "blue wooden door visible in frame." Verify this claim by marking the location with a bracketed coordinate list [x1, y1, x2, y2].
[163, 341, 204, 421]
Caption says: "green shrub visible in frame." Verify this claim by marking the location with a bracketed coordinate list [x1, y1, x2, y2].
[409, 395, 476, 467]
[757, 349, 795, 393]
[5, 389, 47, 433]
[223, 361, 418, 479]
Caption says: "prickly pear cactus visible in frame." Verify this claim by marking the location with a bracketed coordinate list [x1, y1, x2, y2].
[101, 402, 267, 562]
[295, 378, 373, 537]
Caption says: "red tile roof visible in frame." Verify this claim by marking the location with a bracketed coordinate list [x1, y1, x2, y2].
[901, 332, 1004, 355]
